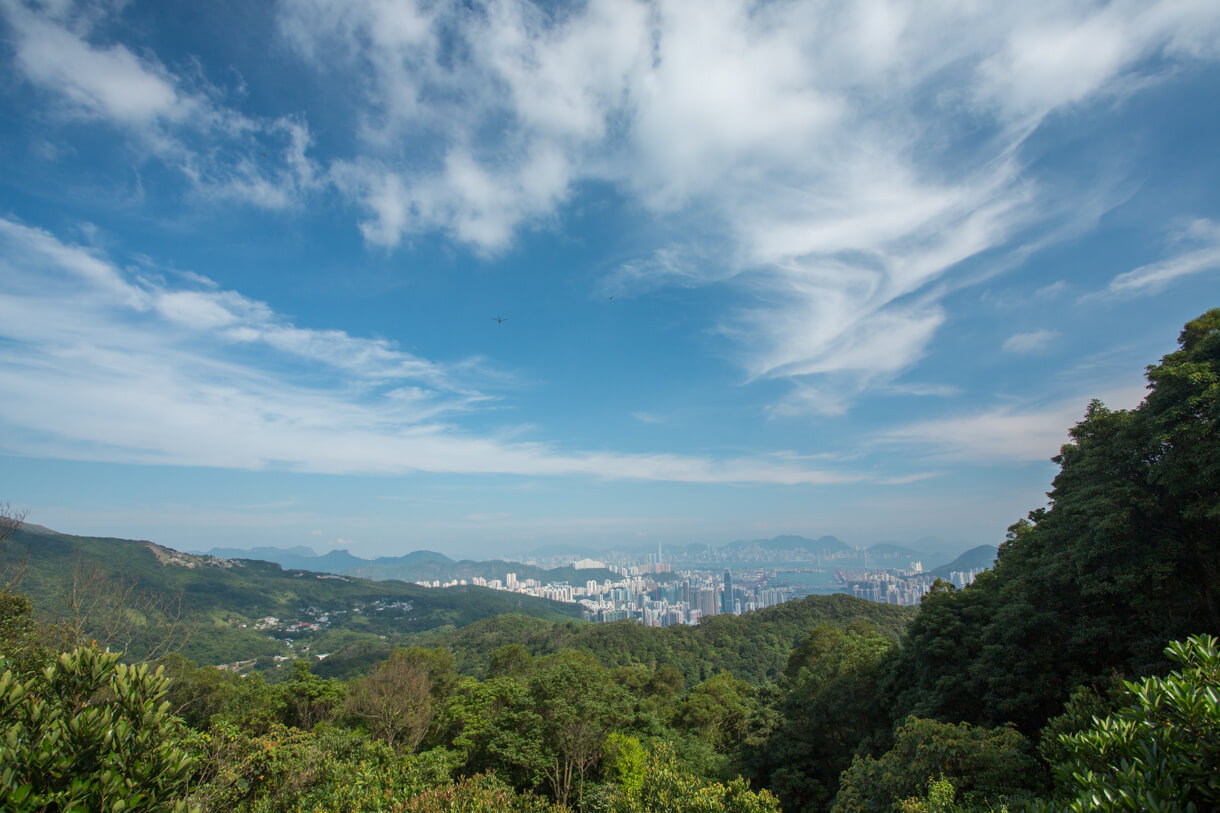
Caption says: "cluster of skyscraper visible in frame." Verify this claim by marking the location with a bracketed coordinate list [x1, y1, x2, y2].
[418, 549, 987, 620]
[423, 566, 794, 626]
[580, 568, 794, 626]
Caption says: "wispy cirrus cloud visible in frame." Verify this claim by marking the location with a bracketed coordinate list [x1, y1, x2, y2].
[0, 0, 320, 209]
[1106, 219, 1220, 295]
[1002, 329, 1060, 354]
[0, 218, 458, 389]
[8, 0, 1220, 418]
[874, 385, 1148, 464]
[0, 218, 858, 485]
[273, 0, 1220, 409]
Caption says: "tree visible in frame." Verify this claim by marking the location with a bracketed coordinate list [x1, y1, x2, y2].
[675, 672, 752, 751]
[440, 674, 550, 790]
[394, 772, 563, 813]
[279, 659, 345, 730]
[0, 646, 196, 812]
[488, 643, 535, 677]
[0, 502, 25, 547]
[0, 591, 59, 677]
[593, 739, 780, 813]
[831, 716, 1042, 813]
[0, 503, 28, 588]
[185, 721, 458, 812]
[1140, 310, 1220, 630]
[745, 624, 895, 812]
[1047, 634, 1220, 811]
[158, 655, 251, 730]
[884, 309, 1220, 736]
[897, 776, 962, 813]
[346, 648, 439, 751]
[528, 656, 633, 808]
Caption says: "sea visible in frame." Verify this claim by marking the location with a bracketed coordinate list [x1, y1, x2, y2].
[766, 568, 850, 596]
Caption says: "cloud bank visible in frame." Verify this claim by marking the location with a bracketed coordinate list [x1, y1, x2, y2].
[272, 0, 1220, 402]
[0, 217, 853, 484]
[7, 0, 1218, 402]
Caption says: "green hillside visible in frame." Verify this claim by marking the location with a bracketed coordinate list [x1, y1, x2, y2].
[417, 593, 916, 684]
[924, 544, 997, 579]
[2, 525, 583, 670]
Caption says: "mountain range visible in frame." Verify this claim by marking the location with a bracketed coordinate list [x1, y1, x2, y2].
[196, 545, 620, 585]
[661, 533, 974, 568]
[198, 533, 990, 582]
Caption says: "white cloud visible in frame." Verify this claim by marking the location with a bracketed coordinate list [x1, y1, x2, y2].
[882, 382, 962, 398]
[0, 216, 471, 395]
[973, 1, 1220, 122]
[466, 512, 510, 522]
[0, 219, 857, 486]
[768, 383, 851, 418]
[276, 0, 1219, 405]
[1035, 280, 1067, 298]
[1002, 329, 1060, 354]
[877, 472, 942, 486]
[11, 0, 1220, 410]
[1107, 219, 1220, 294]
[2, 0, 321, 210]
[876, 385, 1148, 464]
[603, 248, 729, 298]
[3, 0, 189, 124]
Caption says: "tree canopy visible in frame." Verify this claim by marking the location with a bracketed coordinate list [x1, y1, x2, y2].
[886, 308, 1220, 735]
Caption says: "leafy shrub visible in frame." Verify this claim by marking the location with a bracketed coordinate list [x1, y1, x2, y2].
[590, 739, 780, 813]
[0, 646, 195, 812]
[392, 772, 565, 812]
[187, 722, 457, 812]
[831, 716, 1041, 812]
[1048, 633, 1220, 811]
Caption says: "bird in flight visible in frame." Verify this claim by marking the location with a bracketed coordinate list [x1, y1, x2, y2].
[492, 316, 508, 324]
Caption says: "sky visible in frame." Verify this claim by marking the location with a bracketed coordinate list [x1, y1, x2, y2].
[1, 0, 1218, 561]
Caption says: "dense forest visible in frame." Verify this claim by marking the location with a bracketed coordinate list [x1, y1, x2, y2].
[2, 309, 1219, 811]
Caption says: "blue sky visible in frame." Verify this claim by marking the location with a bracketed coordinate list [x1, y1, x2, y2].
[1, 0, 1218, 560]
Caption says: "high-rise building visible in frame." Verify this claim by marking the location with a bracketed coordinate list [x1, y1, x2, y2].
[722, 570, 733, 614]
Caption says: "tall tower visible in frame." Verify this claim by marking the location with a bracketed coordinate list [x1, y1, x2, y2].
[658, 539, 663, 565]
[722, 569, 733, 615]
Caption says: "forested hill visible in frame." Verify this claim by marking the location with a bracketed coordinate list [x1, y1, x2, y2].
[415, 593, 917, 684]
[884, 310, 1220, 738]
[2, 525, 582, 668]
[924, 544, 997, 579]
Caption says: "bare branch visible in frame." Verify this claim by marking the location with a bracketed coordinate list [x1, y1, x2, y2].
[60, 560, 194, 660]
[0, 502, 27, 545]
[0, 502, 29, 589]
